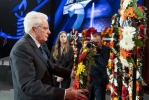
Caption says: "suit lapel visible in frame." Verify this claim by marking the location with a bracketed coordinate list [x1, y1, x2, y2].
[25, 34, 49, 67]
[34, 48, 49, 67]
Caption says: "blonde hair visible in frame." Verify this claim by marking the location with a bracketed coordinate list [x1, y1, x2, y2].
[52, 31, 70, 60]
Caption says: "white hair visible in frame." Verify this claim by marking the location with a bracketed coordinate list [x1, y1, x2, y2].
[24, 11, 48, 34]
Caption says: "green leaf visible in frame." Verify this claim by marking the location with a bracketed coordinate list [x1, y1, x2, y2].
[80, 79, 83, 85]
[142, 6, 148, 10]
[127, 58, 136, 67]
[133, 38, 143, 46]
[134, 7, 144, 19]
[79, 75, 83, 84]
[82, 70, 88, 76]
[85, 56, 96, 66]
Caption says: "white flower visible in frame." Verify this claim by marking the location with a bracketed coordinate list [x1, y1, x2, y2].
[119, 57, 129, 67]
[120, 9, 125, 16]
[114, 79, 118, 86]
[136, 70, 141, 79]
[109, 75, 114, 83]
[128, 85, 132, 94]
[122, 27, 136, 38]
[120, 38, 135, 50]
[122, 80, 128, 87]
[114, 58, 118, 64]
[110, 86, 114, 93]
[112, 19, 115, 24]
[122, 0, 133, 10]
[119, 17, 124, 26]
[114, 64, 118, 72]
[114, 58, 118, 72]
[107, 68, 110, 75]
[136, 96, 140, 100]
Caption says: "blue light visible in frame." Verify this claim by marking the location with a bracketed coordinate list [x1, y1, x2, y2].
[32, 0, 49, 11]
[0, 0, 50, 39]
[90, 3, 94, 27]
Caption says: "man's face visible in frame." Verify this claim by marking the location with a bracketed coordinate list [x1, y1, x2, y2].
[60, 33, 67, 44]
[91, 35, 102, 47]
[34, 19, 51, 44]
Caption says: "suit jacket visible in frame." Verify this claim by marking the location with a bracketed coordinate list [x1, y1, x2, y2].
[10, 34, 71, 100]
[90, 45, 110, 86]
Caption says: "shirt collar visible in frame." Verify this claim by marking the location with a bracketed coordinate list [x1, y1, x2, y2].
[29, 34, 41, 48]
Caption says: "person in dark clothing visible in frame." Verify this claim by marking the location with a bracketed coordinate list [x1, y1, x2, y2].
[50, 31, 74, 89]
[89, 33, 110, 100]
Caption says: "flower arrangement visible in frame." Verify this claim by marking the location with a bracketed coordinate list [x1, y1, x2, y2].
[101, 3, 147, 98]
[101, 14, 122, 100]
[72, 27, 98, 93]
[69, 29, 79, 69]
[118, 0, 147, 100]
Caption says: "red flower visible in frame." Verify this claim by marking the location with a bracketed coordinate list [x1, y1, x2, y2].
[72, 76, 80, 89]
[110, 92, 116, 99]
[112, 85, 118, 93]
[87, 75, 91, 81]
[136, 46, 141, 58]
[78, 52, 87, 63]
[110, 53, 114, 59]
[122, 86, 128, 97]
[88, 27, 98, 35]
[139, 24, 145, 30]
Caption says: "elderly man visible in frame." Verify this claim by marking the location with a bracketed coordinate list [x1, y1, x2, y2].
[10, 11, 88, 100]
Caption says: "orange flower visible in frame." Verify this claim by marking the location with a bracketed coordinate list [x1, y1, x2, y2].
[118, 28, 123, 40]
[120, 48, 132, 59]
[123, 7, 137, 19]
[129, 93, 132, 100]
[128, 70, 133, 77]
[106, 84, 111, 90]
[118, 8, 123, 17]
[110, 52, 114, 59]
[121, 0, 124, 3]
[109, 41, 114, 48]
[136, 81, 141, 92]
[102, 40, 107, 45]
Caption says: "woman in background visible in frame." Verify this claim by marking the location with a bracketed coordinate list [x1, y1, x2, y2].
[50, 31, 74, 89]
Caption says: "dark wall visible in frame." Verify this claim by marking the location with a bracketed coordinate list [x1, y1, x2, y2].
[142, 0, 149, 85]
[0, 0, 52, 58]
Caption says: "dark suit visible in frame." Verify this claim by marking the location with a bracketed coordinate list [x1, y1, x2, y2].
[50, 46, 74, 88]
[10, 34, 71, 100]
[89, 45, 110, 100]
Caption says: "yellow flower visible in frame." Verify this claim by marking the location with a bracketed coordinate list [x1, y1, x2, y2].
[76, 62, 86, 76]
[107, 62, 112, 69]
[82, 48, 88, 53]
[113, 97, 118, 100]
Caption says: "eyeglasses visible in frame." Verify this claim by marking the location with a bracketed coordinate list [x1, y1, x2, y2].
[37, 26, 49, 31]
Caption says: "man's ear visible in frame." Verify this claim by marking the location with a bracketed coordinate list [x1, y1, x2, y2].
[32, 27, 36, 32]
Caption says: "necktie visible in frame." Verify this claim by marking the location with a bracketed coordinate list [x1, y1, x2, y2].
[39, 45, 49, 62]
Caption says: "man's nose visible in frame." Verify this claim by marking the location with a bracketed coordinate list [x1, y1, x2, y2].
[48, 30, 51, 34]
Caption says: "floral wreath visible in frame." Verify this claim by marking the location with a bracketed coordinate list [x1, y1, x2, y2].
[103, 1, 148, 100]
[72, 27, 98, 90]
[70, 29, 78, 68]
